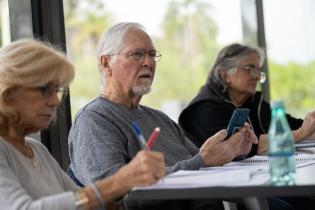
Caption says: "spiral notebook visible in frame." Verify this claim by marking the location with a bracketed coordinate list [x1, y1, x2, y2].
[295, 139, 315, 148]
[201, 154, 315, 172]
[229, 154, 315, 168]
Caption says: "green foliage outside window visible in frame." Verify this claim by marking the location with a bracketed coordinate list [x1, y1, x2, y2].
[269, 61, 315, 118]
[64, 0, 315, 119]
[0, 11, 2, 47]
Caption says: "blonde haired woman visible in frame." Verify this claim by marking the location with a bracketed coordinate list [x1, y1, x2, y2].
[0, 39, 165, 210]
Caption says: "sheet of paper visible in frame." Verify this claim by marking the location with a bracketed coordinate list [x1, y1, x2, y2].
[132, 154, 315, 191]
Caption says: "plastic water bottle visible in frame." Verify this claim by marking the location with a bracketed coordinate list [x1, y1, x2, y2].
[268, 100, 296, 186]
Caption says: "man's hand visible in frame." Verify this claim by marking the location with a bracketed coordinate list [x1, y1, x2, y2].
[200, 125, 258, 166]
[200, 129, 241, 166]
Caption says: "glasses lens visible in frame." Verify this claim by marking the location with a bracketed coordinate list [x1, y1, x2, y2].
[153, 51, 162, 62]
[130, 49, 162, 62]
[38, 84, 66, 100]
[260, 72, 266, 83]
[249, 67, 260, 77]
[131, 49, 145, 60]
[56, 87, 67, 100]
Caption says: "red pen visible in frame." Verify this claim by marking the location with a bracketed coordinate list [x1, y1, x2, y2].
[147, 127, 160, 149]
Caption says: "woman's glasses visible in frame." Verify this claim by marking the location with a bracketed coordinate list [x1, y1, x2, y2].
[238, 65, 266, 83]
[36, 83, 67, 100]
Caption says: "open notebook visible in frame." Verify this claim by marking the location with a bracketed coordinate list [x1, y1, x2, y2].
[212, 154, 315, 169]
[133, 154, 315, 191]
[239, 154, 315, 163]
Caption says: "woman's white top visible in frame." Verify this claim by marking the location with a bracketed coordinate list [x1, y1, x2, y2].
[0, 136, 79, 210]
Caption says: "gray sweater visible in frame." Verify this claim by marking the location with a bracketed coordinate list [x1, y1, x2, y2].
[0, 137, 78, 210]
[69, 97, 204, 185]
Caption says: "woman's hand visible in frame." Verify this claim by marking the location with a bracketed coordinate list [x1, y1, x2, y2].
[116, 150, 165, 189]
[295, 111, 315, 141]
[81, 151, 165, 209]
[257, 134, 268, 155]
[236, 123, 258, 157]
[258, 111, 315, 154]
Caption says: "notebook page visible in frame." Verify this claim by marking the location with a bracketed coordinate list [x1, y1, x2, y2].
[132, 169, 269, 190]
[201, 154, 315, 171]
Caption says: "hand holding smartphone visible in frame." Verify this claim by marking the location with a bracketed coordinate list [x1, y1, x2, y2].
[225, 108, 250, 139]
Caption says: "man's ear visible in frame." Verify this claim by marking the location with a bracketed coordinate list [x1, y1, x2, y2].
[100, 55, 112, 76]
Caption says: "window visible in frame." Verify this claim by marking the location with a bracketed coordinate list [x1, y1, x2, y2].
[0, 0, 10, 46]
[264, 0, 315, 117]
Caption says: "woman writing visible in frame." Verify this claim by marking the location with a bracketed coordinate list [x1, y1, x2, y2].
[0, 39, 165, 210]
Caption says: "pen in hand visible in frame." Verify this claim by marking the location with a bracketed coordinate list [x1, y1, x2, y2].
[147, 127, 160, 149]
[131, 122, 149, 150]
[131, 123, 164, 182]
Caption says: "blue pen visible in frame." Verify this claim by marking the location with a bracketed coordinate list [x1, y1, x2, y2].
[131, 122, 149, 150]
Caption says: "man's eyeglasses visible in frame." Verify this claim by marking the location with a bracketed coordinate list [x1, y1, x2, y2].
[110, 48, 162, 62]
[37, 83, 67, 100]
[239, 65, 266, 83]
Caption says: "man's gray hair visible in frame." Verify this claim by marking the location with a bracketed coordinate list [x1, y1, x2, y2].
[206, 43, 265, 91]
[96, 22, 145, 86]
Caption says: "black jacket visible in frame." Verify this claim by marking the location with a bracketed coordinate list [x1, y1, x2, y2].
[179, 81, 303, 156]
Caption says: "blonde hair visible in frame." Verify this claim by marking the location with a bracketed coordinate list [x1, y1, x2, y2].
[0, 39, 75, 134]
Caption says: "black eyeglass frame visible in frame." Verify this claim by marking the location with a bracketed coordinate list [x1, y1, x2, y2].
[107, 48, 162, 62]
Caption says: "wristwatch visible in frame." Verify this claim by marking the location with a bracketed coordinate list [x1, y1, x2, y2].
[74, 190, 89, 210]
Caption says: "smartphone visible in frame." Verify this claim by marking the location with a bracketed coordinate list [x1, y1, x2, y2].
[225, 108, 250, 139]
